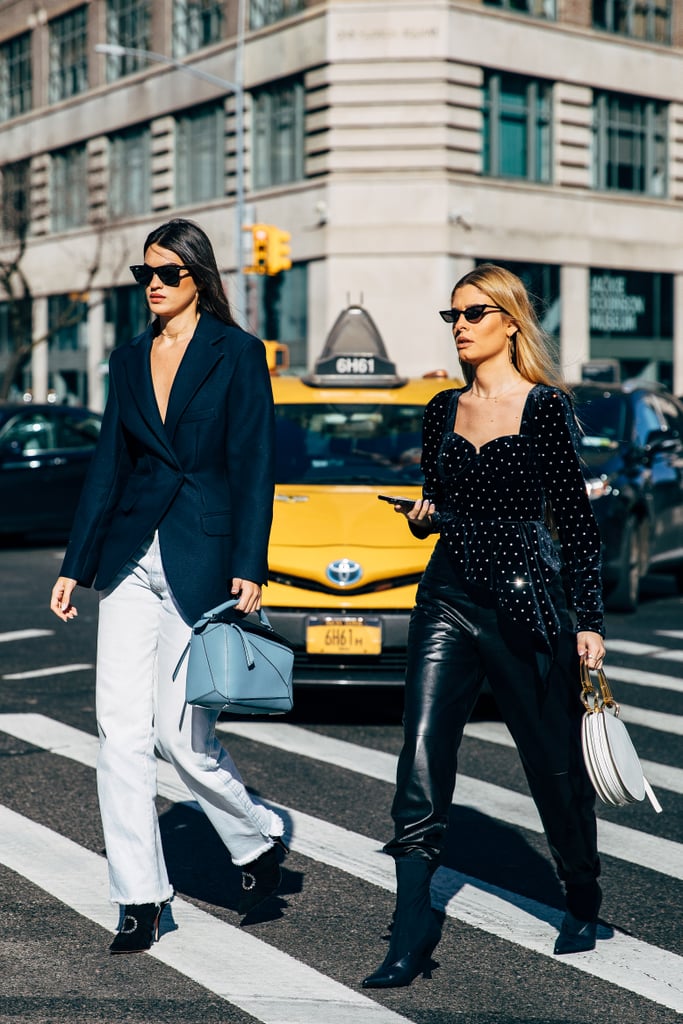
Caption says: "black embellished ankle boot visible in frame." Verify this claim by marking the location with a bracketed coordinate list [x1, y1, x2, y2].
[554, 881, 602, 955]
[238, 837, 288, 919]
[110, 901, 166, 954]
[362, 856, 441, 989]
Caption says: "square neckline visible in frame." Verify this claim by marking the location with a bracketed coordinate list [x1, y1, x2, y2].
[449, 382, 541, 456]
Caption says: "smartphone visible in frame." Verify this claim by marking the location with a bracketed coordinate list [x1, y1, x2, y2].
[377, 494, 417, 511]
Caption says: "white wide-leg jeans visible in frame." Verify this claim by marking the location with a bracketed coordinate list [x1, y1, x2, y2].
[96, 532, 284, 905]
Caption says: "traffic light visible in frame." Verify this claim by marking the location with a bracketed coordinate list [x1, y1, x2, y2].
[242, 224, 291, 275]
[243, 223, 270, 274]
[266, 227, 291, 276]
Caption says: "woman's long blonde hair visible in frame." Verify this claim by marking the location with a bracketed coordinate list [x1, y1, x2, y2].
[451, 263, 568, 392]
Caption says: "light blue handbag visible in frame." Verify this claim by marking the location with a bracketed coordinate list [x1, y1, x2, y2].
[173, 598, 294, 714]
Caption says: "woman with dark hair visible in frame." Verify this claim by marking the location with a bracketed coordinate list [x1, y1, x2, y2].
[363, 264, 605, 989]
[50, 219, 287, 953]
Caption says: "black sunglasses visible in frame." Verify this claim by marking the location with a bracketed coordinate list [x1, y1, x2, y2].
[439, 304, 507, 324]
[130, 264, 194, 287]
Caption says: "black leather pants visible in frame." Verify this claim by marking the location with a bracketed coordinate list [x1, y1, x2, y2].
[386, 544, 600, 887]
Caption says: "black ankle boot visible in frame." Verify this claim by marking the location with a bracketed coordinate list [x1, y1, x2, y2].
[554, 881, 602, 955]
[362, 857, 441, 989]
[110, 902, 165, 954]
[238, 837, 288, 919]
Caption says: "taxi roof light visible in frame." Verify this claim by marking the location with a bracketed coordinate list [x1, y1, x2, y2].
[303, 305, 407, 389]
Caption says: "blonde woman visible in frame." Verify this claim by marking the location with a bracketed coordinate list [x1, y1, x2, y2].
[364, 265, 605, 988]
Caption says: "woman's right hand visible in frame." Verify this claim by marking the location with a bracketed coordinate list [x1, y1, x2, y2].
[50, 577, 78, 621]
[397, 498, 435, 535]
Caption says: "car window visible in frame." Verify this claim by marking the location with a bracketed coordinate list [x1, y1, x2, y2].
[56, 415, 101, 449]
[633, 395, 663, 446]
[653, 394, 683, 437]
[0, 413, 57, 454]
[275, 403, 425, 484]
[573, 390, 628, 448]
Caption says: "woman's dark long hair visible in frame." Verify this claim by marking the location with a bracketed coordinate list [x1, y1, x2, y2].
[143, 218, 237, 327]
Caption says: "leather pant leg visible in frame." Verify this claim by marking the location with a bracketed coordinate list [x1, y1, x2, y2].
[387, 545, 600, 887]
[484, 608, 600, 887]
[386, 546, 486, 864]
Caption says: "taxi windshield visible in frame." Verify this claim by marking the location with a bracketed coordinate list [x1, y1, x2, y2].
[275, 403, 425, 485]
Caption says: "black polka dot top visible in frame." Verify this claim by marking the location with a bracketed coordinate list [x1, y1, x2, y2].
[419, 384, 605, 651]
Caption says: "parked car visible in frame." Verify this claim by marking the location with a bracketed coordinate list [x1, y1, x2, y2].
[572, 381, 683, 611]
[0, 403, 102, 538]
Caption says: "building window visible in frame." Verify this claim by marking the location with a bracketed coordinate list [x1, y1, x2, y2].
[592, 92, 667, 195]
[593, 1, 671, 45]
[176, 102, 225, 205]
[104, 0, 152, 80]
[252, 78, 304, 189]
[51, 145, 88, 231]
[0, 32, 32, 122]
[482, 72, 552, 182]
[483, 0, 556, 17]
[255, 263, 308, 369]
[0, 160, 30, 241]
[250, 0, 305, 29]
[106, 285, 149, 347]
[109, 125, 151, 219]
[48, 6, 89, 103]
[172, 0, 224, 57]
[48, 294, 88, 352]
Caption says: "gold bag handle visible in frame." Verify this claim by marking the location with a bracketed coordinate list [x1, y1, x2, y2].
[580, 660, 619, 715]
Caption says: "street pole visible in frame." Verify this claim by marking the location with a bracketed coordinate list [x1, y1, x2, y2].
[95, 27, 247, 322]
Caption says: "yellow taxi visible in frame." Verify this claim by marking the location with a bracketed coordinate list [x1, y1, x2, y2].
[263, 305, 461, 685]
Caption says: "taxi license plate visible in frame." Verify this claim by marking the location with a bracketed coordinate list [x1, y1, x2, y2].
[306, 616, 382, 656]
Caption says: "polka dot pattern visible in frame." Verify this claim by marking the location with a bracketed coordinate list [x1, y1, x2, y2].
[421, 384, 605, 650]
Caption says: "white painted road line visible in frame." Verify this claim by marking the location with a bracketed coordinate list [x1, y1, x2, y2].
[0, 711, 679, 882]
[618, 703, 683, 736]
[0, 714, 681, 1013]
[0, 805, 414, 1024]
[656, 631, 683, 641]
[217, 720, 682, 881]
[0, 629, 54, 643]
[464, 720, 683, 796]
[605, 664, 683, 695]
[1, 663, 93, 680]
[607, 640, 666, 657]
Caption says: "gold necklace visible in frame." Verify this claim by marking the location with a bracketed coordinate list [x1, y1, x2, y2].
[471, 379, 521, 401]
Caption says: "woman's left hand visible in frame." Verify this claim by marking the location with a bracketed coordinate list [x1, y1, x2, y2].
[231, 578, 262, 614]
[577, 630, 605, 671]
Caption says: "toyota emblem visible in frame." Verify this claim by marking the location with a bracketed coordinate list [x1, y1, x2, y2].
[326, 558, 363, 587]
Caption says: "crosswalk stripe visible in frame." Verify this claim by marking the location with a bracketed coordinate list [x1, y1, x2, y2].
[607, 640, 666, 657]
[0, 629, 54, 643]
[657, 630, 683, 641]
[0, 713, 681, 1013]
[1, 663, 94, 680]
[215, 721, 682, 881]
[617, 703, 683, 736]
[605, 664, 683, 695]
[464, 720, 683, 795]
[0, 805, 414, 1024]
[0, 711, 679, 882]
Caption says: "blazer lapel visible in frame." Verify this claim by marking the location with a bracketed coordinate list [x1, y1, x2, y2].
[121, 328, 180, 466]
[163, 314, 224, 441]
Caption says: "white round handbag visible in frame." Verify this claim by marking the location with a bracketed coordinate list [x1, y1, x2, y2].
[580, 662, 662, 813]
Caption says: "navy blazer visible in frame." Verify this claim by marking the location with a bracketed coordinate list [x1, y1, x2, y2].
[60, 312, 275, 625]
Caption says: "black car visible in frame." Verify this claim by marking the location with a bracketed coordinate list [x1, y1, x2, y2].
[572, 382, 683, 611]
[0, 403, 102, 538]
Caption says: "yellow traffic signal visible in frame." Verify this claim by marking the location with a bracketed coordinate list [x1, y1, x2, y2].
[243, 223, 270, 274]
[266, 227, 291, 276]
[242, 224, 291, 275]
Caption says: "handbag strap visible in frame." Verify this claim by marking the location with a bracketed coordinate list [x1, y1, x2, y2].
[197, 597, 273, 630]
[580, 661, 619, 714]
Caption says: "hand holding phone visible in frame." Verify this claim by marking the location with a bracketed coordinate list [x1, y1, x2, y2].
[377, 494, 417, 511]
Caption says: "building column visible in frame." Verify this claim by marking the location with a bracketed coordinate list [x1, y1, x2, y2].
[87, 291, 106, 413]
[560, 264, 589, 382]
[674, 274, 683, 397]
[31, 296, 49, 402]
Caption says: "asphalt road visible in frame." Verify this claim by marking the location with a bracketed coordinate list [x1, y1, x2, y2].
[0, 540, 681, 1024]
